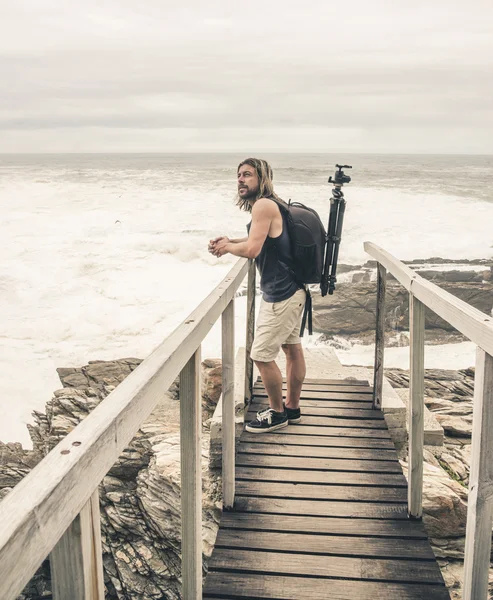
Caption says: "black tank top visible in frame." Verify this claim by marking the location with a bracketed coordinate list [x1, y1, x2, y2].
[247, 201, 300, 302]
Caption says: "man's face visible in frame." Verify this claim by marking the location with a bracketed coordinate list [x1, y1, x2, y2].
[237, 164, 259, 201]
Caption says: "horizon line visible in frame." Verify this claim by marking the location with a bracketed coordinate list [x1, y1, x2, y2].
[0, 151, 492, 157]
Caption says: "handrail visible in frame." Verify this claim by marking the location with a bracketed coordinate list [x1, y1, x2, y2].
[365, 241, 493, 600]
[365, 242, 493, 353]
[0, 257, 253, 600]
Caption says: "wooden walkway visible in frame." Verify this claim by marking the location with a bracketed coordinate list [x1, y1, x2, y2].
[203, 377, 450, 600]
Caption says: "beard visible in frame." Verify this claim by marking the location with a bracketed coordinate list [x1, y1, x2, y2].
[238, 186, 259, 201]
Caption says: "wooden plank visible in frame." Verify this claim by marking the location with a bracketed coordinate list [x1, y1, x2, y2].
[251, 401, 382, 416]
[363, 242, 419, 292]
[253, 390, 373, 401]
[244, 259, 255, 403]
[235, 480, 408, 502]
[373, 263, 386, 409]
[257, 425, 392, 439]
[235, 466, 407, 486]
[409, 294, 425, 519]
[463, 348, 493, 600]
[254, 383, 373, 393]
[0, 258, 249, 600]
[234, 496, 410, 518]
[180, 349, 202, 599]
[208, 548, 443, 583]
[365, 241, 493, 357]
[241, 432, 395, 448]
[218, 512, 428, 538]
[203, 572, 450, 599]
[235, 453, 402, 472]
[222, 299, 235, 509]
[50, 490, 104, 600]
[238, 442, 398, 460]
[246, 411, 388, 429]
[256, 376, 371, 387]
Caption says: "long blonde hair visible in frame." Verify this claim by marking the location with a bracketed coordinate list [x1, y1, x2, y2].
[235, 158, 284, 212]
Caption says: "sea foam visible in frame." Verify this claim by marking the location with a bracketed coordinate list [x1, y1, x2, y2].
[1, 153, 492, 446]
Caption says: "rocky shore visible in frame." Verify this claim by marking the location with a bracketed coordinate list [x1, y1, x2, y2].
[2, 258, 492, 599]
[385, 366, 491, 599]
[312, 261, 493, 346]
[0, 359, 484, 600]
[1, 358, 224, 600]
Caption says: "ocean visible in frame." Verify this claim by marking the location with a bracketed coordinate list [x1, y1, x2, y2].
[1, 152, 492, 446]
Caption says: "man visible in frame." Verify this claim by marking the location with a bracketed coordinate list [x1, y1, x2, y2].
[208, 158, 306, 433]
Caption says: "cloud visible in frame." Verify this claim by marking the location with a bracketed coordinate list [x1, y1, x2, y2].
[1, 0, 492, 152]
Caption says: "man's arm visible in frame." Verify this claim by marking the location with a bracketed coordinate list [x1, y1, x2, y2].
[211, 236, 248, 244]
[208, 236, 247, 256]
[215, 199, 275, 259]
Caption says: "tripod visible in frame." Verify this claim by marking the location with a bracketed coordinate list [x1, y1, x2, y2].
[321, 164, 352, 296]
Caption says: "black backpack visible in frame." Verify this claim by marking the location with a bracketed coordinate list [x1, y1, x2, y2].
[272, 198, 327, 336]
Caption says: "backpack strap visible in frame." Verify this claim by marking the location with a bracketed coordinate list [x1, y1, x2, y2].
[271, 197, 313, 338]
[299, 286, 313, 337]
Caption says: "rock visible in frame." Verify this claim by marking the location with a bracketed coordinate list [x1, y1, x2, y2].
[435, 414, 473, 437]
[385, 368, 475, 398]
[437, 559, 493, 599]
[1, 358, 224, 600]
[395, 389, 444, 446]
[336, 263, 363, 274]
[201, 359, 222, 418]
[439, 447, 471, 486]
[437, 559, 464, 599]
[57, 358, 143, 389]
[416, 270, 484, 283]
[312, 280, 493, 335]
[351, 271, 371, 283]
[401, 460, 468, 557]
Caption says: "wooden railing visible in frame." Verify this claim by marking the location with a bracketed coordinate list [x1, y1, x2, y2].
[366, 242, 493, 600]
[0, 257, 256, 600]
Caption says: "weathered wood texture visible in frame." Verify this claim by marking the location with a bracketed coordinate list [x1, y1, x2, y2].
[365, 241, 493, 356]
[0, 258, 249, 600]
[50, 490, 104, 600]
[373, 263, 387, 409]
[244, 259, 255, 404]
[463, 349, 493, 600]
[221, 299, 235, 509]
[409, 294, 425, 518]
[204, 379, 448, 599]
[366, 241, 493, 597]
[180, 348, 202, 599]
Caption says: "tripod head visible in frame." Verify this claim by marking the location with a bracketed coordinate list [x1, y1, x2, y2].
[328, 164, 352, 186]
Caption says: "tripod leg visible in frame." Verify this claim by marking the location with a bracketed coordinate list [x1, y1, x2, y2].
[328, 200, 346, 294]
[321, 199, 339, 297]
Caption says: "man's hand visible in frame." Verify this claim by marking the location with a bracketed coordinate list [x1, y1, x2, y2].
[208, 236, 230, 257]
[210, 238, 230, 257]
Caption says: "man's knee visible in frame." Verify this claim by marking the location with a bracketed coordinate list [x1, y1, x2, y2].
[281, 343, 303, 359]
[254, 358, 276, 368]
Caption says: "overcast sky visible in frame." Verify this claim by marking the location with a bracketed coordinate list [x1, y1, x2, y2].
[0, 0, 492, 153]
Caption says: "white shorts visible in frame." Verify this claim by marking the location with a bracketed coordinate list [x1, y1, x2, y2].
[250, 288, 306, 362]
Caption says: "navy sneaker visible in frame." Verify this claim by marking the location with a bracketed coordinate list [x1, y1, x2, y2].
[283, 403, 301, 424]
[246, 408, 288, 434]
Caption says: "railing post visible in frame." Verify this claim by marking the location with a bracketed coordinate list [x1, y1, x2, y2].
[408, 293, 425, 519]
[373, 263, 386, 409]
[180, 348, 202, 600]
[50, 489, 104, 600]
[222, 299, 235, 509]
[463, 348, 493, 600]
[244, 259, 256, 404]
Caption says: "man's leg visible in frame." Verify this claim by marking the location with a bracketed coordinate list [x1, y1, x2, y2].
[281, 343, 306, 410]
[254, 359, 284, 413]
